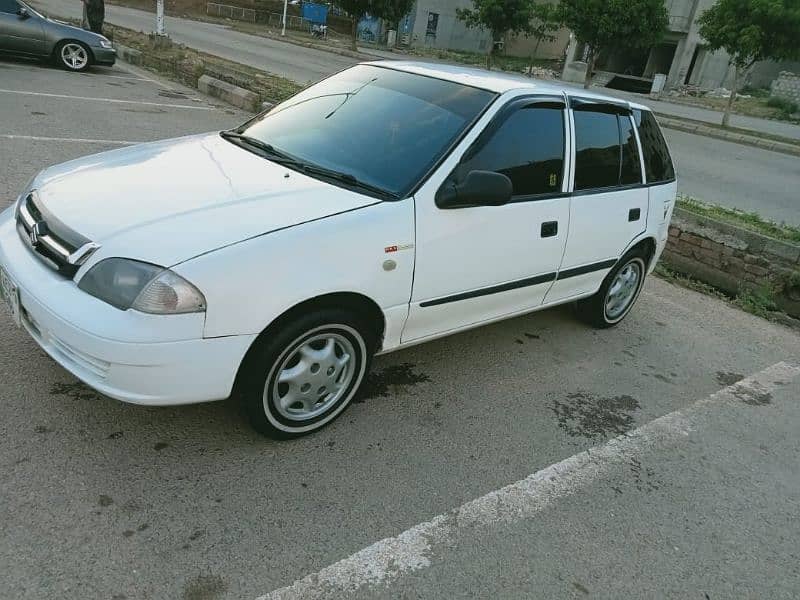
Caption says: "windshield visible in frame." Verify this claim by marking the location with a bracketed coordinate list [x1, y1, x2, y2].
[18, 0, 44, 18]
[236, 65, 496, 198]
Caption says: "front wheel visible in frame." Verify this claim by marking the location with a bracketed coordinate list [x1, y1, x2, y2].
[238, 309, 376, 439]
[56, 41, 91, 72]
[577, 250, 647, 328]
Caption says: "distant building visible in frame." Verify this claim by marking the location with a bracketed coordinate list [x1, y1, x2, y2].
[560, 0, 734, 91]
[396, 0, 569, 61]
[561, 0, 800, 92]
[394, 0, 797, 92]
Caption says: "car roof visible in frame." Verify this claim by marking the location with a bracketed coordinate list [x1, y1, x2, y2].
[365, 60, 651, 111]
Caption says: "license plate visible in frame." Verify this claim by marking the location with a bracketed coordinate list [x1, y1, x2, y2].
[0, 265, 21, 327]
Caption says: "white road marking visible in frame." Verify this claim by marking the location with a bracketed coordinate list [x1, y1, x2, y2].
[81, 73, 149, 81]
[1, 134, 139, 146]
[0, 89, 213, 110]
[257, 361, 800, 599]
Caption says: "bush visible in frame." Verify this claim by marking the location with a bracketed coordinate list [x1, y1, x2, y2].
[740, 85, 770, 97]
[766, 96, 799, 114]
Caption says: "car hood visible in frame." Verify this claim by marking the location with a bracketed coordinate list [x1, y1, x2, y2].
[44, 17, 106, 43]
[31, 133, 379, 266]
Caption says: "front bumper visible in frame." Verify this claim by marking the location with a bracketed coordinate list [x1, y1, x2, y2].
[92, 46, 116, 66]
[0, 206, 255, 406]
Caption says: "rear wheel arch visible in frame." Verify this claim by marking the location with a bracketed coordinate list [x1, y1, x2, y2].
[626, 236, 657, 269]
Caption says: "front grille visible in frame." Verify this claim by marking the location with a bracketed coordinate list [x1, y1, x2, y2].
[16, 192, 99, 278]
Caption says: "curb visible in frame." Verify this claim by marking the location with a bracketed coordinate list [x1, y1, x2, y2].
[656, 115, 800, 157]
[114, 43, 142, 66]
[198, 74, 260, 111]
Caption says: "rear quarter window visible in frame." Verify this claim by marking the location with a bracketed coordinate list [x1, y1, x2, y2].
[634, 110, 675, 184]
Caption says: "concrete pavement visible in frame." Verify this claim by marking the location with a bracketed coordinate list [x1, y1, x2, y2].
[2, 58, 800, 600]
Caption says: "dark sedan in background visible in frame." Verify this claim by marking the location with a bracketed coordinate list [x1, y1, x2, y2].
[0, 0, 114, 71]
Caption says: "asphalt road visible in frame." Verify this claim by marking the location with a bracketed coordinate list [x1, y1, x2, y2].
[23, 0, 800, 224]
[29, 0, 800, 142]
[1, 59, 800, 600]
[665, 128, 800, 225]
[30, 0, 359, 84]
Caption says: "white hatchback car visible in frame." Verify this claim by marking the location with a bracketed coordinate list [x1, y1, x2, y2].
[0, 62, 676, 438]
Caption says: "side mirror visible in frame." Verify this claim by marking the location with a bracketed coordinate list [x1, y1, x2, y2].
[435, 170, 513, 209]
[17, 6, 29, 17]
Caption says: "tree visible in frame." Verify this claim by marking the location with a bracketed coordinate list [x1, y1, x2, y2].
[526, 3, 560, 76]
[374, 0, 415, 40]
[698, 0, 800, 127]
[334, 0, 373, 51]
[558, 0, 668, 89]
[456, 0, 535, 70]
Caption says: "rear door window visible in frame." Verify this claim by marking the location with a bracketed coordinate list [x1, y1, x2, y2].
[458, 104, 565, 198]
[572, 107, 645, 191]
[572, 110, 621, 190]
[633, 109, 675, 183]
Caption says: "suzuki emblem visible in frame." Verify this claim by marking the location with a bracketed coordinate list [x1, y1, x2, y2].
[30, 221, 48, 247]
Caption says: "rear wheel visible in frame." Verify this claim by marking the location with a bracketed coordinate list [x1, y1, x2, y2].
[239, 309, 376, 439]
[577, 249, 647, 328]
[56, 41, 91, 72]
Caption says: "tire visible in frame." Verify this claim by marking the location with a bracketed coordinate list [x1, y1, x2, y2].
[576, 249, 648, 329]
[238, 308, 376, 439]
[55, 41, 92, 72]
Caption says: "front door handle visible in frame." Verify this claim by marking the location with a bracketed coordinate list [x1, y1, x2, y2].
[628, 208, 641, 222]
[541, 221, 558, 237]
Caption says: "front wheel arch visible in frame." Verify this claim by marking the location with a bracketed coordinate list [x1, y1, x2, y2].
[53, 40, 94, 71]
[233, 292, 385, 394]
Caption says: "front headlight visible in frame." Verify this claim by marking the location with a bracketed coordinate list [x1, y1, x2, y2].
[99, 39, 113, 49]
[78, 258, 206, 314]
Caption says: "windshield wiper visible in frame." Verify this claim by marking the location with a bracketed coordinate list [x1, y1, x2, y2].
[220, 131, 396, 199]
[219, 131, 298, 162]
[300, 164, 398, 200]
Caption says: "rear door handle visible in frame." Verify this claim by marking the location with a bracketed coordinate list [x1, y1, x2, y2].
[628, 208, 641, 222]
[541, 221, 558, 237]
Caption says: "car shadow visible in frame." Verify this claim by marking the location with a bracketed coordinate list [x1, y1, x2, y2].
[0, 53, 115, 74]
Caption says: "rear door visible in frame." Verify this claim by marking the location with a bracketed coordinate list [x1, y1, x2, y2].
[403, 95, 571, 343]
[0, 0, 45, 56]
[634, 108, 678, 246]
[545, 98, 648, 303]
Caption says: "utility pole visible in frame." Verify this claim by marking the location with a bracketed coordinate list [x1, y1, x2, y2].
[156, 0, 165, 36]
[281, 0, 287, 36]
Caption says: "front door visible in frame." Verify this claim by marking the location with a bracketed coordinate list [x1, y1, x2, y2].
[403, 96, 571, 343]
[545, 99, 649, 303]
[0, 0, 45, 56]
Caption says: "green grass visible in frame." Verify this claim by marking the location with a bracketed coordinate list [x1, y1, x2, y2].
[677, 195, 800, 245]
[654, 263, 728, 299]
[105, 24, 302, 104]
[735, 285, 779, 318]
[766, 96, 799, 115]
[740, 85, 771, 98]
[654, 263, 783, 321]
